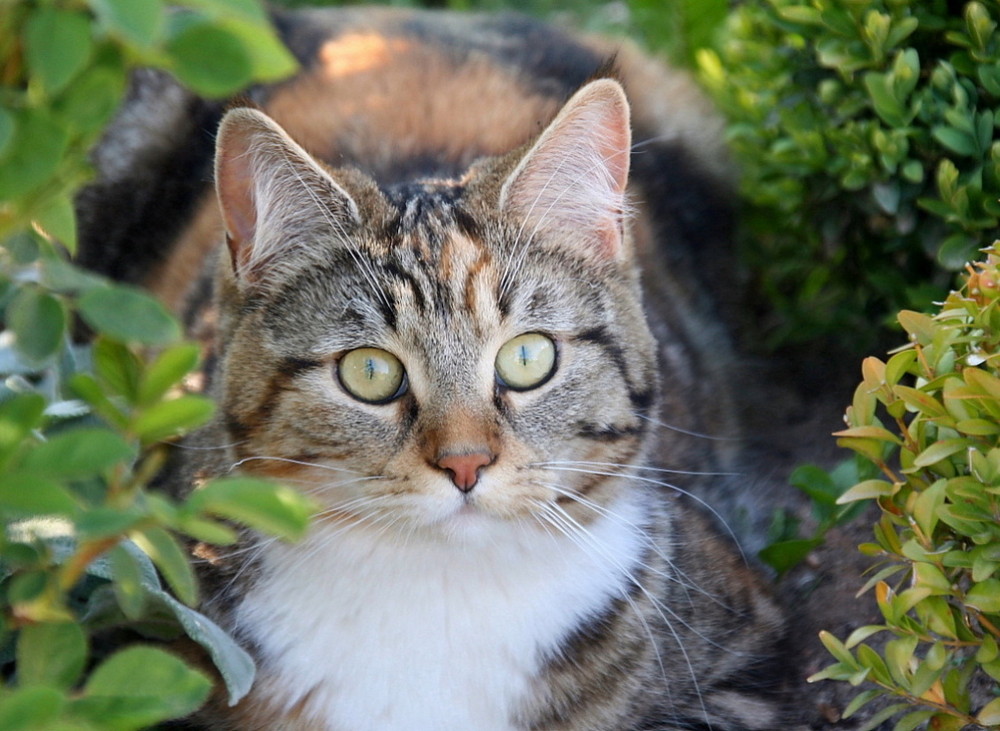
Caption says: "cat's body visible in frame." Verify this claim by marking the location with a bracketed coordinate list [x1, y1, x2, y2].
[78, 7, 791, 730]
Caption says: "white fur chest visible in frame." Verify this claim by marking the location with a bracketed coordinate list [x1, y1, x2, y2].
[234, 495, 649, 731]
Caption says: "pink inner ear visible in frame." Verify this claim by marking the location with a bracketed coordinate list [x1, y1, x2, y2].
[215, 112, 266, 278]
[501, 80, 632, 261]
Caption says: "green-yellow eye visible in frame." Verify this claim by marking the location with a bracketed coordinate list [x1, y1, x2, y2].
[338, 348, 407, 403]
[495, 333, 557, 391]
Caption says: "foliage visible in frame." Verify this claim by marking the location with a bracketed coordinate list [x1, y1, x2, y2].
[700, 0, 1000, 348]
[0, 0, 297, 251]
[0, 1, 311, 727]
[809, 243, 1000, 730]
[759, 458, 871, 575]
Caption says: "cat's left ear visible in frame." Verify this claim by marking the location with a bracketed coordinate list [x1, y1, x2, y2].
[499, 78, 631, 261]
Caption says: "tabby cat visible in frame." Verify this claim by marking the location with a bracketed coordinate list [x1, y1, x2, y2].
[78, 7, 790, 730]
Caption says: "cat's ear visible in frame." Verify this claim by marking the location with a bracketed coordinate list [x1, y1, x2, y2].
[215, 107, 360, 285]
[499, 79, 631, 261]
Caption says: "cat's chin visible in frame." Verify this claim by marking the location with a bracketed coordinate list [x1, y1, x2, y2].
[418, 497, 533, 545]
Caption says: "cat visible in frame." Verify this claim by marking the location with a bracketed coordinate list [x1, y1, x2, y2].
[77, 7, 793, 730]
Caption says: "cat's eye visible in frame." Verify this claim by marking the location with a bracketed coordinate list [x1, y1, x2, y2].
[495, 333, 557, 391]
[338, 348, 407, 403]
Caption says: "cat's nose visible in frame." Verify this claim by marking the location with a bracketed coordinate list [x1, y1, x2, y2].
[436, 451, 493, 492]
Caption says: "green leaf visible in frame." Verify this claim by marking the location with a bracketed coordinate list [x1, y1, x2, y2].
[7, 287, 66, 363]
[0, 473, 78, 516]
[69, 372, 129, 429]
[933, 126, 978, 157]
[0, 107, 13, 158]
[864, 72, 907, 127]
[92, 338, 142, 403]
[108, 544, 147, 620]
[77, 507, 145, 540]
[34, 193, 79, 255]
[137, 343, 201, 407]
[131, 395, 214, 444]
[842, 688, 881, 718]
[147, 589, 255, 704]
[0, 108, 70, 199]
[167, 20, 254, 97]
[978, 696, 1000, 725]
[911, 478, 946, 537]
[844, 625, 885, 649]
[836, 479, 894, 503]
[187, 477, 313, 542]
[967, 579, 1000, 613]
[758, 538, 820, 574]
[16, 621, 87, 689]
[21, 427, 133, 479]
[894, 385, 948, 418]
[181, 0, 267, 23]
[220, 17, 298, 82]
[884, 635, 918, 686]
[89, 0, 165, 48]
[78, 285, 180, 345]
[819, 630, 857, 666]
[175, 514, 238, 545]
[0, 686, 66, 730]
[0, 393, 46, 467]
[76, 646, 211, 729]
[130, 526, 197, 605]
[24, 7, 94, 96]
[54, 61, 127, 136]
[892, 710, 935, 731]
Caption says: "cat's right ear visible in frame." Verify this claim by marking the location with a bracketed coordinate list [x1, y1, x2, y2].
[215, 108, 360, 286]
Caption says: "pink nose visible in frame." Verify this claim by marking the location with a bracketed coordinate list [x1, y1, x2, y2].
[436, 452, 493, 492]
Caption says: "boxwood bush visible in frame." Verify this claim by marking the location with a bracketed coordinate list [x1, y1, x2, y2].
[700, 0, 1000, 348]
[811, 243, 1000, 730]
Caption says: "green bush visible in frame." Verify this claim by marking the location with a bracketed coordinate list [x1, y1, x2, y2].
[810, 243, 1000, 730]
[700, 0, 1000, 348]
[0, 1, 311, 727]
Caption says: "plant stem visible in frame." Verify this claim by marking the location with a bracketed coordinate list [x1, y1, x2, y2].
[58, 536, 120, 592]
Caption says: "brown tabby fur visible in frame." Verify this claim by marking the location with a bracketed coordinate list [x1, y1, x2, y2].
[77, 7, 798, 730]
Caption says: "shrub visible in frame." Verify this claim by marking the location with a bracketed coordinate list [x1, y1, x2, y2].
[809, 243, 1000, 730]
[699, 0, 1000, 348]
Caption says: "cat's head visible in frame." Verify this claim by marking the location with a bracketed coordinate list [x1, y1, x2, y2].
[212, 79, 659, 543]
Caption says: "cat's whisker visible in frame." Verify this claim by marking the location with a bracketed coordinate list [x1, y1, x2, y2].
[171, 439, 248, 451]
[636, 413, 740, 442]
[227, 454, 364, 476]
[532, 502, 675, 691]
[538, 464, 748, 565]
[531, 459, 740, 477]
[297, 475, 388, 497]
[534, 480, 742, 613]
[544, 501, 721, 721]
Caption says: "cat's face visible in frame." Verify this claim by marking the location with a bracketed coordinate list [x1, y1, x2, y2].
[213, 80, 658, 542]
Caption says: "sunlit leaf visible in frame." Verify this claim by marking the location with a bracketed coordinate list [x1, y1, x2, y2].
[186, 477, 313, 542]
[79, 285, 180, 345]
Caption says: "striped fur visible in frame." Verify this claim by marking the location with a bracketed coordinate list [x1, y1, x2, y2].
[76, 8, 789, 730]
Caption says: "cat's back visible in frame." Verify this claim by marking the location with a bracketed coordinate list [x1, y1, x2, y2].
[77, 7, 732, 325]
